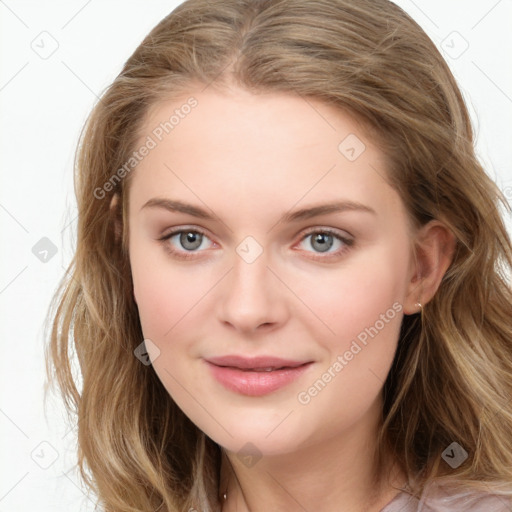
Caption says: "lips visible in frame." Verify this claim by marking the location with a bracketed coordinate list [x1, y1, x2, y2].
[206, 355, 310, 370]
[205, 355, 313, 396]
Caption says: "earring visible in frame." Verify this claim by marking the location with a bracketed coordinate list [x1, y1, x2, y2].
[415, 302, 423, 313]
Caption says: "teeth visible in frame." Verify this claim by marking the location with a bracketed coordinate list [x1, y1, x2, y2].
[247, 367, 281, 372]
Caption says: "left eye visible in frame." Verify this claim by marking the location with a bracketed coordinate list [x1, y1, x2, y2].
[298, 230, 352, 254]
[162, 229, 213, 252]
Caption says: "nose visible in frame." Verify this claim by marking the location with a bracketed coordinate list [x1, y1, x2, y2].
[217, 249, 289, 335]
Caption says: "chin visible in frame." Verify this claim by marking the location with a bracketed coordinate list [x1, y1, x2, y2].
[198, 412, 314, 459]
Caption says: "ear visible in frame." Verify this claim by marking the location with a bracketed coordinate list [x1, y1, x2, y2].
[109, 192, 123, 243]
[403, 220, 456, 315]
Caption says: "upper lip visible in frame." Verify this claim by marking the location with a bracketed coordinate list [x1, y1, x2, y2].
[206, 355, 311, 370]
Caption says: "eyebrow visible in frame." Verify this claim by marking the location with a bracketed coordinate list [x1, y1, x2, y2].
[141, 197, 376, 223]
[142, 198, 213, 218]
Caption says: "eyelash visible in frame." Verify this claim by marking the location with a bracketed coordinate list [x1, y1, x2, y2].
[158, 227, 354, 261]
[158, 227, 213, 261]
[299, 228, 354, 260]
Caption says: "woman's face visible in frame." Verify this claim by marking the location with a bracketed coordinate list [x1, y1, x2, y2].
[128, 86, 418, 457]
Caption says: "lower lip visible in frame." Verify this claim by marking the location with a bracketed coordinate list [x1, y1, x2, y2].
[206, 361, 313, 396]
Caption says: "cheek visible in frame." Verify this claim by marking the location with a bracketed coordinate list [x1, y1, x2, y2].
[130, 244, 225, 351]
[130, 249, 213, 427]
[295, 245, 408, 346]
[135, 277, 175, 337]
[291, 280, 404, 438]
[131, 244, 191, 340]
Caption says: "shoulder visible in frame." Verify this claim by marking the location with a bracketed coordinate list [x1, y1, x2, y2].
[380, 481, 512, 512]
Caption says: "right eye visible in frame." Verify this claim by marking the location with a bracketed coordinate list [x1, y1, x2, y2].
[159, 228, 215, 259]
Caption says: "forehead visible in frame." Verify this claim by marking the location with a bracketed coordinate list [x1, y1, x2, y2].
[140, 87, 366, 161]
[128, 87, 399, 222]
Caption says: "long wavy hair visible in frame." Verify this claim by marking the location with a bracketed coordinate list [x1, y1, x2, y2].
[46, 0, 512, 510]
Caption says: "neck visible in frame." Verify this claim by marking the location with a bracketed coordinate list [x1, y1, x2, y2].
[219, 409, 407, 512]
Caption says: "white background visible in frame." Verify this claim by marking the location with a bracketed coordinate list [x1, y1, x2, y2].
[1, 1, 511, 510]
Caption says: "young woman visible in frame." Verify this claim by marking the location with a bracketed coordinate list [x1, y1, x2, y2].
[47, 0, 512, 510]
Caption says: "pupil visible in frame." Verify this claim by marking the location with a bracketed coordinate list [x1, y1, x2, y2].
[313, 233, 333, 253]
[180, 232, 202, 250]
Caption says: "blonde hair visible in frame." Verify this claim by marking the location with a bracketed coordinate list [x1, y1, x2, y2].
[46, 0, 512, 510]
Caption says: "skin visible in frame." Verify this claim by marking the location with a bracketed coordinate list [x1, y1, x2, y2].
[126, 86, 455, 511]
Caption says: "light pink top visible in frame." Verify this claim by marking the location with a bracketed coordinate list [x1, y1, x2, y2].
[380, 482, 512, 511]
